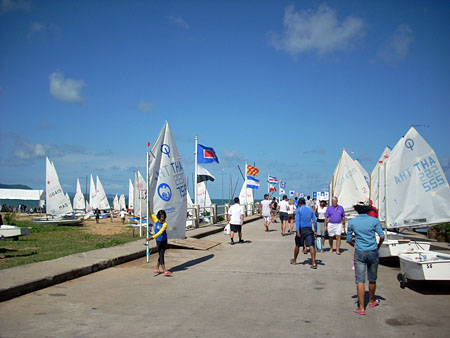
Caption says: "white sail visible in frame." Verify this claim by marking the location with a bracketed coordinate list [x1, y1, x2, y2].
[239, 180, 254, 211]
[187, 188, 193, 210]
[45, 157, 73, 215]
[73, 178, 85, 210]
[370, 147, 391, 221]
[89, 174, 97, 209]
[197, 181, 212, 208]
[65, 193, 72, 210]
[332, 149, 369, 210]
[113, 194, 119, 211]
[386, 127, 450, 228]
[96, 176, 110, 210]
[119, 194, 126, 211]
[133, 170, 147, 217]
[128, 178, 134, 210]
[85, 200, 92, 212]
[148, 121, 187, 239]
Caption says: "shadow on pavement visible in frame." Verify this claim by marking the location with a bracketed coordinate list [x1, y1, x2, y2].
[400, 279, 450, 295]
[351, 292, 386, 308]
[299, 258, 325, 267]
[170, 254, 214, 273]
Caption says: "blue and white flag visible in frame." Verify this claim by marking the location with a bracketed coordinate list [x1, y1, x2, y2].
[289, 190, 295, 197]
[197, 144, 219, 163]
[247, 176, 260, 189]
[280, 181, 286, 189]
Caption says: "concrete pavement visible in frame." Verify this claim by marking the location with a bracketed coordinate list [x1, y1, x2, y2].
[0, 218, 449, 338]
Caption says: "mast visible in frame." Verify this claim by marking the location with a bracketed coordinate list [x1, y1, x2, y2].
[194, 135, 198, 205]
[146, 145, 150, 263]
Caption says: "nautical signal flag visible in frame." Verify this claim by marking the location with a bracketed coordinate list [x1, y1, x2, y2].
[197, 144, 219, 163]
[280, 188, 286, 195]
[280, 181, 286, 189]
[270, 186, 277, 193]
[247, 176, 259, 189]
[246, 164, 259, 176]
[268, 176, 278, 184]
[197, 165, 215, 183]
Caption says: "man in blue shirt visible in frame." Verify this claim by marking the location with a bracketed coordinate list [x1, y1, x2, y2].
[290, 198, 318, 269]
[347, 200, 385, 315]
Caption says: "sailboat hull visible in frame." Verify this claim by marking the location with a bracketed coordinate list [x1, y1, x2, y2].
[399, 250, 450, 281]
[0, 225, 31, 239]
[379, 239, 430, 258]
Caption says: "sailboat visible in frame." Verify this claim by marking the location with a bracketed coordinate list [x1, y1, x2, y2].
[113, 194, 119, 212]
[89, 174, 97, 210]
[95, 176, 110, 211]
[239, 180, 254, 214]
[331, 149, 370, 212]
[128, 178, 134, 212]
[383, 127, 450, 285]
[370, 147, 390, 223]
[33, 157, 82, 225]
[73, 178, 85, 211]
[197, 181, 212, 222]
[119, 194, 126, 211]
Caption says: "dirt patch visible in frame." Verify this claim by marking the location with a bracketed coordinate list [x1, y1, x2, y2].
[83, 217, 135, 236]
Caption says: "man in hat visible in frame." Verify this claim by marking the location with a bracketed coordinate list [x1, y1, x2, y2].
[347, 200, 385, 315]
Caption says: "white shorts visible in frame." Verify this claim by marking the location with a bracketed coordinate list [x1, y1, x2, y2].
[263, 216, 271, 222]
[328, 222, 343, 237]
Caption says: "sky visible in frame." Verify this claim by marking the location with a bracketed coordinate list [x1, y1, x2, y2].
[1, 0, 449, 201]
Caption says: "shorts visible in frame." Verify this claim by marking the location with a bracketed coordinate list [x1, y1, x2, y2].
[354, 249, 379, 283]
[288, 213, 295, 222]
[279, 212, 288, 221]
[230, 224, 242, 233]
[263, 216, 271, 222]
[295, 227, 314, 247]
[327, 222, 343, 237]
[316, 220, 326, 236]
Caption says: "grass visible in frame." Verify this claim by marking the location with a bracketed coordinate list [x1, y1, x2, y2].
[0, 220, 140, 270]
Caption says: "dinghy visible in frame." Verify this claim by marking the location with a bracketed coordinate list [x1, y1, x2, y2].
[0, 225, 31, 240]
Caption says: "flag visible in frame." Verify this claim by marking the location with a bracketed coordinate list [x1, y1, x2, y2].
[197, 165, 215, 183]
[270, 186, 277, 193]
[268, 176, 278, 184]
[246, 176, 260, 189]
[296, 192, 300, 197]
[148, 121, 187, 239]
[289, 190, 295, 197]
[280, 181, 286, 189]
[246, 164, 259, 176]
[197, 144, 219, 163]
[280, 188, 286, 194]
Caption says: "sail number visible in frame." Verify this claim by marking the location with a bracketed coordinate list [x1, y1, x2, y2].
[414, 157, 445, 192]
[426, 263, 433, 269]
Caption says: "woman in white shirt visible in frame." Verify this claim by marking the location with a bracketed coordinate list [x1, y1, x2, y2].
[316, 199, 328, 252]
[287, 199, 296, 233]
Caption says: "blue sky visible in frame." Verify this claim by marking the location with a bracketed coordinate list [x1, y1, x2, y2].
[1, 0, 449, 200]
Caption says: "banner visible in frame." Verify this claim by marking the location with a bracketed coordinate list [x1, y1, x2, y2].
[148, 121, 187, 239]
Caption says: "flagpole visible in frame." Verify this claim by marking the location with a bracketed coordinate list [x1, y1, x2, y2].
[194, 135, 198, 205]
[267, 172, 270, 195]
[146, 145, 150, 263]
[245, 161, 248, 206]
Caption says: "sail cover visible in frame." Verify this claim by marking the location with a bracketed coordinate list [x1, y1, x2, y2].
[386, 127, 450, 228]
[332, 150, 370, 210]
[148, 121, 187, 239]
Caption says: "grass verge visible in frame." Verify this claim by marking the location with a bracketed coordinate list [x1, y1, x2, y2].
[0, 220, 140, 270]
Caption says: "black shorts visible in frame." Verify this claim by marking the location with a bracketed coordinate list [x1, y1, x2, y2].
[230, 224, 242, 233]
[295, 227, 314, 247]
[279, 212, 288, 221]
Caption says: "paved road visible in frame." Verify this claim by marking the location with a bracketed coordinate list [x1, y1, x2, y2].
[1, 219, 449, 338]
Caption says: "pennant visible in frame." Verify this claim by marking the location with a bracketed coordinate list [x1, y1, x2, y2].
[197, 144, 219, 163]
[197, 165, 215, 183]
[246, 164, 259, 176]
[246, 176, 260, 189]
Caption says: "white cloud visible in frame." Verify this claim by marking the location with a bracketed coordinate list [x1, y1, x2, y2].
[49, 71, 86, 104]
[0, 0, 30, 13]
[27, 22, 61, 40]
[137, 100, 155, 113]
[167, 16, 190, 30]
[269, 4, 365, 56]
[378, 24, 413, 62]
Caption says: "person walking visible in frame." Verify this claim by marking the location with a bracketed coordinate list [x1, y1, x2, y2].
[146, 209, 172, 276]
[271, 197, 278, 223]
[278, 195, 289, 236]
[347, 200, 385, 315]
[260, 194, 272, 232]
[325, 197, 346, 255]
[95, 208, 100, 224]
[120, 209, 126, 224]
[287, 199, 296, 233]
[290, 198, 318, 269]
[316, 199, 328, 253]
[228, 197, 244, 245]
[110, 210, 114, 222]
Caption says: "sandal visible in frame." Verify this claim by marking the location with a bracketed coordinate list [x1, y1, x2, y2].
[353, 309, 366, 315]
[154, 269, 162, 274]
[311, 265, 317, 269]
[369, 300, 380, 308]
[290, 259, 297, 265]
[336, 252, 341, 255]
[163, 271, 172, 277]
